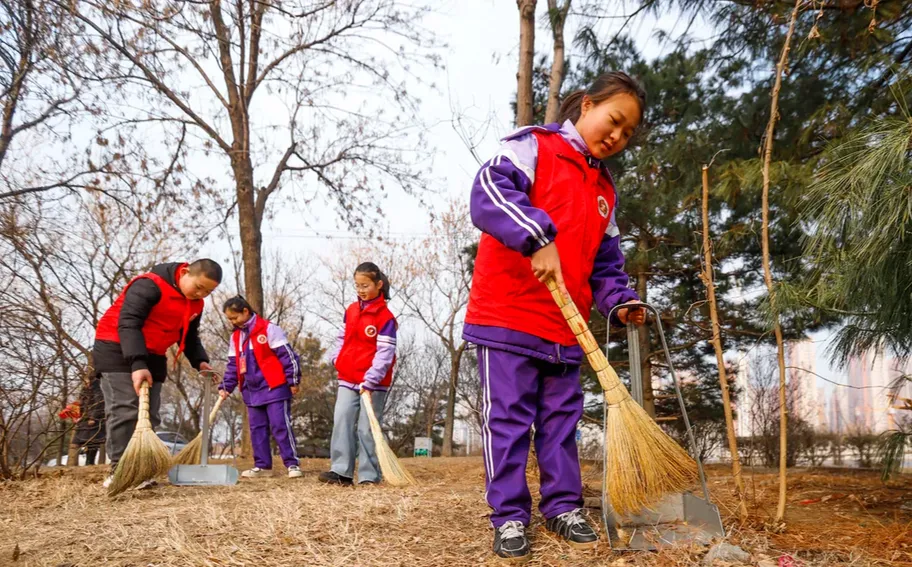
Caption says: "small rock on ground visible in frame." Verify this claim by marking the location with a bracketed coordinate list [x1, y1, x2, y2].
[703, 542, 751, 566]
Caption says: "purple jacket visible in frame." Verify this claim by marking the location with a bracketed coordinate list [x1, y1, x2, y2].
[327, 297, 397, 392]
[220, 315, 301, 407]
[463, 120, 639, 365]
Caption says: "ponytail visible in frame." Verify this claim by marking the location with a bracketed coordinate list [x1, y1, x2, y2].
[355, 262, 391, 300]
[558, 90, 587, 125]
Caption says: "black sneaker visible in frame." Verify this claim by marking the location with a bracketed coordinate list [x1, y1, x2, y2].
[545, 508, 599, 550]
[318, 471, 353, 486]
[493, 521, 531, 562]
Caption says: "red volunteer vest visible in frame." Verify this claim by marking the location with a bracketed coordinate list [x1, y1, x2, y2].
[465, 130, 615, 346]
[335, 296, 397, 387]
[95, 266, 204, 356]
[233, 315, 287, 390]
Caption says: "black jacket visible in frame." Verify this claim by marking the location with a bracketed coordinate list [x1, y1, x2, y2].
[73, 374, 105, 447]
[92, 262, 209, 381]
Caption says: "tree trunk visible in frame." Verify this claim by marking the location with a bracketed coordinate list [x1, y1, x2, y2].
[635, 237, 655, 418]
[761, 0, 802, 525]
[98, 443, 106, 465]
[231, 156, 260, 459]
[58, 379, 69, 466]
[701, 163, 748, 524]
[516, 0, 537, 127]
[234, 164, 264, 312]
[442, 350, 463, 457]
[544, 0, 570, 124]
[66, 432, 79, 468]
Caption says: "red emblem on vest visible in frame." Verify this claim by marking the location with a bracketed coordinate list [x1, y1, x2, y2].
[233, 317, 286, 390]
[598, 195, 610, 218]
[466, 129, 616, 346]
[335, 297, 397, 387]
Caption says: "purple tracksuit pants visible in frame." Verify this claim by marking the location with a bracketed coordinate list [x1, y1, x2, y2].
[249, 399, 299, 469]
[478, 345, 584, 527]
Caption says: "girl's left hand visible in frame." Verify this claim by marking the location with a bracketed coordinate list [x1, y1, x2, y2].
[617, 300, 646, 326]
[290, 386, 299, 396]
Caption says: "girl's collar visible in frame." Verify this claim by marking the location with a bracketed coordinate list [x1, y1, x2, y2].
[559, 119, 611, 172]
[359, 295, 383, 308]
[559, 120, 590, 156]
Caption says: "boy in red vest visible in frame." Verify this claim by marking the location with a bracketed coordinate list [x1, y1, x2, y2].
[218, 296, 303, 478]
[318, 262, 397, 486]
[93, 259, 222, 488]
[464, 72, 647, 561]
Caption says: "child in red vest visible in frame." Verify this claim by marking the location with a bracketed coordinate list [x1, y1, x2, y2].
[218, 296, 303, 478]
[93, 259, 222, 488]
[464, 72, 648, 561]
[318, 262, 397, 486]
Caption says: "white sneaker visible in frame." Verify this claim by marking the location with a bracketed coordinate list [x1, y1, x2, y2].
[134, 479, 158, 491]
[287, 466, 303, 478]
[241, 467, 270, 478]
[102, 475, 113, 489]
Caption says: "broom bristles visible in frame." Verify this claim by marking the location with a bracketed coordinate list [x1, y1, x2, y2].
[605, 398, 697, 515]
[361, 390, 416, 487]
[171, 396, 223, 466]
[545, 278, 698, 516]
[107, 383, 172, 496]
[171, 435, 202, 466]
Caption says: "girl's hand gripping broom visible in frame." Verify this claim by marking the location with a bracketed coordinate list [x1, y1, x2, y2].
[361, 389, 416, 486]
[107, 382, 173, 496]
[545, 278, 696, 515]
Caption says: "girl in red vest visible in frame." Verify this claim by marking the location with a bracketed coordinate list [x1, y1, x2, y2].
[318, 262, 397, 486]
[464, 72, 647, 561]
[218, 296, 303, 478]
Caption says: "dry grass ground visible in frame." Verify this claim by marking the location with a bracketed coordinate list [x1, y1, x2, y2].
[0, 457, 909, 567]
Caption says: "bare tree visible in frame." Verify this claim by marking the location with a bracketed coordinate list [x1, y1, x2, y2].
[746, 351, 810, 470]
[700, 161, 747, 522]
[62, 0, 437, 315]
[543, 0, 571, 124]
[1, 0, 86, 199]
[396, 202, 473, 456]
[0, 193, 191, 478]
[384, 336, 450, 455]
[759, 0, 803, 523]
[0, 0, 199, 210]
[516, 0, 538, 126]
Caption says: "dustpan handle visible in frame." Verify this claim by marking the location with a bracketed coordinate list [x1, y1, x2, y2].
[607, 302, 711, 501]
[626, 323, 644, 405]
[200, 369, 215, 466]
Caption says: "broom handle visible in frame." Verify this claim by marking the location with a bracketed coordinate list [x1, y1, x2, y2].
[360, 390, 380, 429]
[137, 382, 153, 430]
[544, 278, 629, 398]
[201, 369, 223, 425]
[208, 395, 224, 423]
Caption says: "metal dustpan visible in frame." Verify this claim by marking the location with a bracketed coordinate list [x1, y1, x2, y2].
[169, 375, 239, 486]
[600, 303, 724, 551]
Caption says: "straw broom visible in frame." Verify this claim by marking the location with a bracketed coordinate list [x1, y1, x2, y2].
[545, 278, 696, 515]
[361, 390, 416, 486]
[107, 382, 172, 496]
[171, 396, 224, 466]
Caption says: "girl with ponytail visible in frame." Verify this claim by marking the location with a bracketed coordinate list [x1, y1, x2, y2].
[318, 262, 398, 486]
[464, 71, 648, 561]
